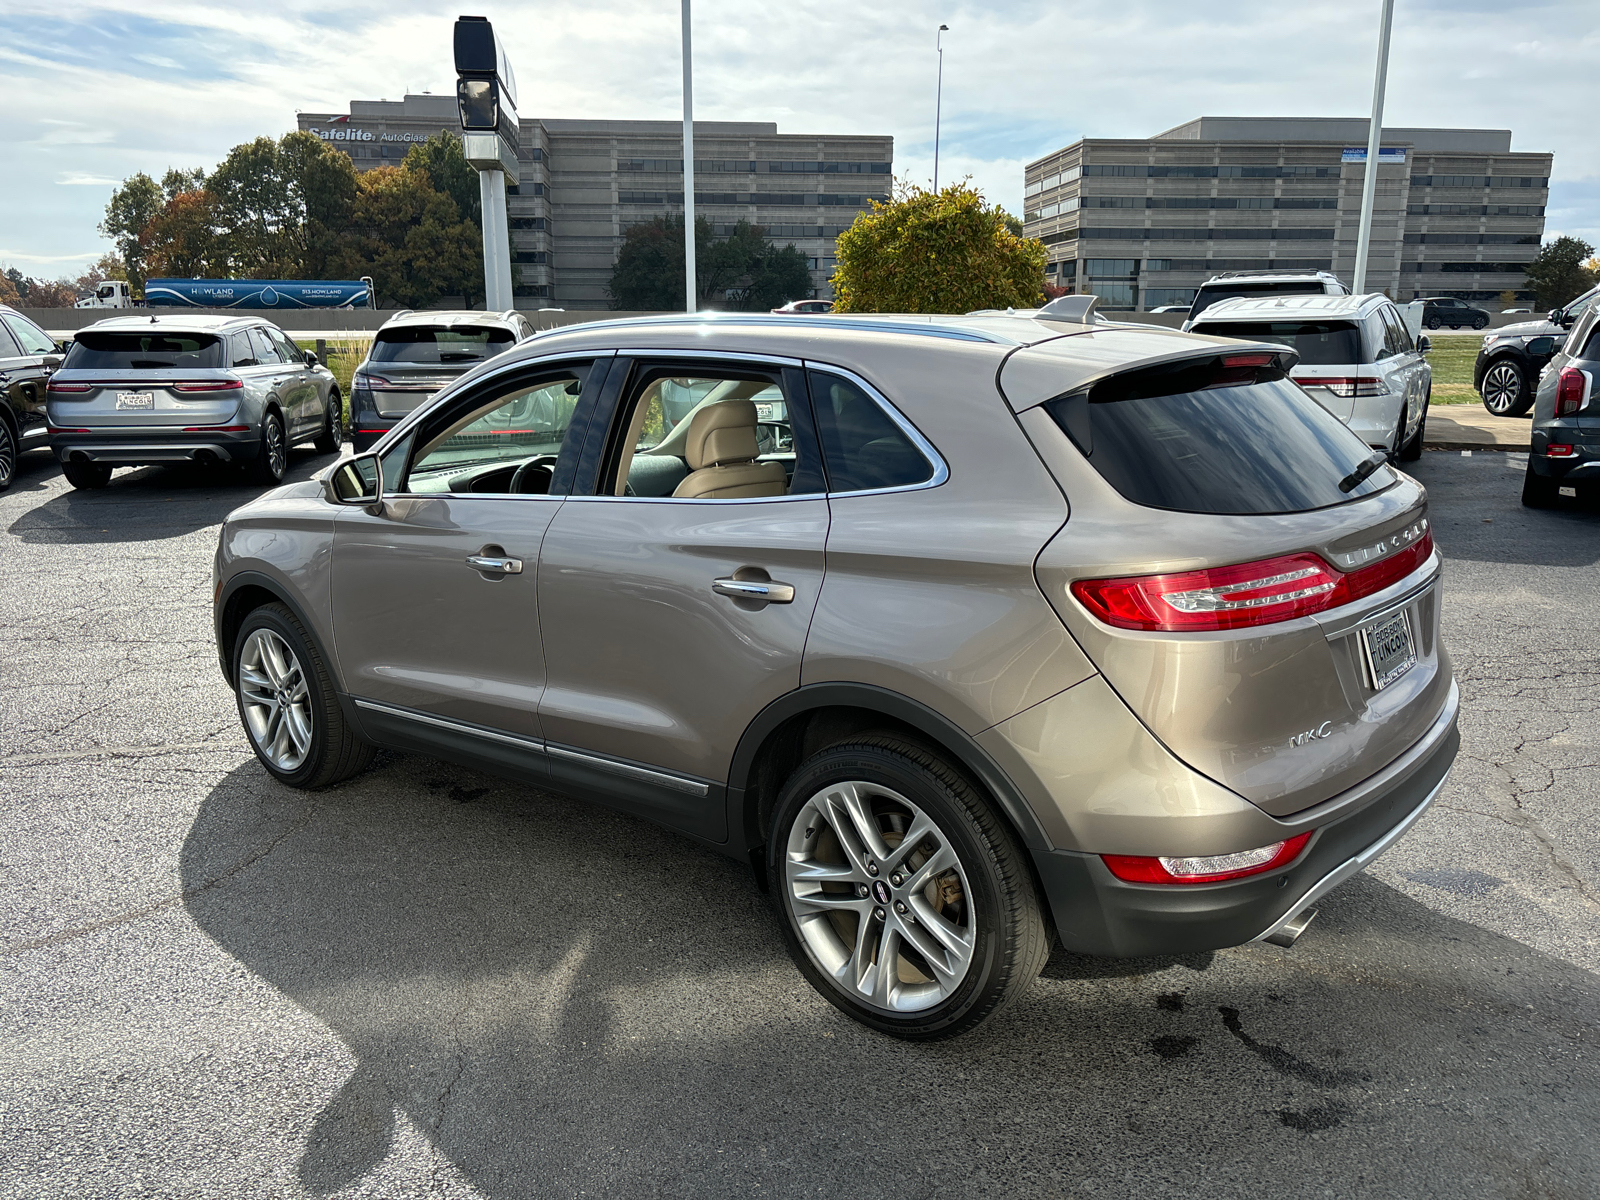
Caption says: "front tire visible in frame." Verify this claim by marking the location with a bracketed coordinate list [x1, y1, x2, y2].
[1427, 316, 1442, 330]
[62, 460, 112, 490]
[0, 419, 15, 493]
[1480, 359, 1530, 416]
[1473, 317, 1488, 330]
[250, 410, 288, 486]
[768, 735, 1051, 1040]
[313, 391, 343, 455]
[233, 602, 375, 788]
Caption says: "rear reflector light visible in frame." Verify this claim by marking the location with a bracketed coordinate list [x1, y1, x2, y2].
[1555, 367, 1586, 417]
[49, 426, 91, 433]
[47, 381, 93, 393]
[183, 425, 251, 432]
[1102, 832, 1313, 885]
[1293, 376, 1389, 398]
[354, 372, 394, 389]
[1546, 444, 1576, 458]
[173, 380, 244, 393]
[1073, 531, 1434, 631]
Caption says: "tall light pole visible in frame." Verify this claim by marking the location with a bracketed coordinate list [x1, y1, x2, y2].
[1352, 0, 1396, 294]
[682, 0, 696, 313]
[933, 24, 949, 191]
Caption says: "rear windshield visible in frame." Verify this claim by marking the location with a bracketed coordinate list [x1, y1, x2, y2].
[65, 331, 223, 370]
[1190, 281, 1325, 319]
[371, 326, 515, 365]
[1192, 320, 1364, 365]
[1044, 355, 1394, 515]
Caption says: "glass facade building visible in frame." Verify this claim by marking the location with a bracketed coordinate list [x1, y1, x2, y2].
[299, 95, 891, 309]
[1024, 117, 1552, 311]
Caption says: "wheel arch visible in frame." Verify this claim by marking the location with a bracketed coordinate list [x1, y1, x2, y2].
[215, 570, 338, 690]
[727, 683, 1054, 870]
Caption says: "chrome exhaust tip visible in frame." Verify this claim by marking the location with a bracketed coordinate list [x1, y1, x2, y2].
[1263, 907, 1318, 948]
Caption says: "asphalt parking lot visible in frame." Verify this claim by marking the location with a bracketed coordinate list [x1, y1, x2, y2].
[2, 445, 1597, 1200]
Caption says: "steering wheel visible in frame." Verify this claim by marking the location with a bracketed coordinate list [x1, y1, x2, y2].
[509, 454, 560, 495]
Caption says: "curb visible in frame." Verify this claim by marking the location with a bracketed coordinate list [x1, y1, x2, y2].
[1424, 441, 1529, 452]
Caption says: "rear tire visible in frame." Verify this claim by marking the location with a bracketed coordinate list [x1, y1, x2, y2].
[1480, 359, 1530, 416]
[768, 735, 1051, 1040]
[1472, 317, 1488, 330]
[1398, 393, 1427, 462]
[250, 411, 288, 486]
[313, 391, 343, 455]
[232, 602, 375, 789]
[62, 460, 112, 490]
[1521, 465, 1560, 509]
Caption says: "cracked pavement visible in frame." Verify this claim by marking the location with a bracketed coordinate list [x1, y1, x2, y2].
[1, 447, 1596, 1199]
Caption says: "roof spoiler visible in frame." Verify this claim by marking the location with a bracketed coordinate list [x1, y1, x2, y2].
[1036, 295, 1101, 324]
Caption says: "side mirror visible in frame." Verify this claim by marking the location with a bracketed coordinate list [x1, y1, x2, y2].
[325, 453, 383, 510]
[1417, 334, 1431, 353]
[303, 349, 320, 366]
[1549, 309, 1564, 326]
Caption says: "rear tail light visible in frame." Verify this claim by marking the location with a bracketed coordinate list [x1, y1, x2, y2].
[1073, 531, 1434, 632]
[1293, 376, 1389, 398]
[1555, 367, 1587, 417]
[47, 381, 93, 393]
[173, 379, 244, 393]
[1102, 832, 1313, 885]
[353, 371, 394, 389]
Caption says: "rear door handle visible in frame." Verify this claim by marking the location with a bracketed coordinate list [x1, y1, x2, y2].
[712, 577, 794, 603]
[466, 555, 523, 574]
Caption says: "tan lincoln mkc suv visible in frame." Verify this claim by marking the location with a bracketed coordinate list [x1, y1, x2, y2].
[214, 305, 1458, 1039]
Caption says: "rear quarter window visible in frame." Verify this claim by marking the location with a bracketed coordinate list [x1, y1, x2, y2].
[65, 331, 223, 370]
[1044, 354, 1394, 515]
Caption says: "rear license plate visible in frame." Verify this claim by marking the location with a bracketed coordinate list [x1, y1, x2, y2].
[1361, 609, 1416, 691]
[114, 391, 153, 410]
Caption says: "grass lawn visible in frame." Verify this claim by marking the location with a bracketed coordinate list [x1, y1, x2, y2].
[1422, 333, 1483, 405]
[294, 336, 371, 422]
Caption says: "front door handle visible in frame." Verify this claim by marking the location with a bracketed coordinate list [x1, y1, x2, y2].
[712, 577, 794, 603]
[466, 554, 523, 574]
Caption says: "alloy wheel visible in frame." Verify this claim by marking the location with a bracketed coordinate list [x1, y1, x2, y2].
[1482, 362, 1523, 414]
[0, 421, 14, 490]
[783, 780, 976, 1014]
[265, 415, 286, 479]
[237, 628, 313, 772]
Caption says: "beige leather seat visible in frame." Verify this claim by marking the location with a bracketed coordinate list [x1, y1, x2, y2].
[671, 399, 787, 499]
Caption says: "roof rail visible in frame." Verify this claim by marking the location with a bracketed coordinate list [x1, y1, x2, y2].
[389, 309, 414, 321]
[1206, 269, 1344, 282]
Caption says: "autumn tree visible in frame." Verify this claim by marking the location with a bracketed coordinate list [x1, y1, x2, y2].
[143, 192, 225, 277]
[831, 181, 1046, 313]
[99, 172, 164, 288]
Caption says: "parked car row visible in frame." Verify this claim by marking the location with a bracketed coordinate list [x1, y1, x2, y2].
[1474, 283, 1600, 416]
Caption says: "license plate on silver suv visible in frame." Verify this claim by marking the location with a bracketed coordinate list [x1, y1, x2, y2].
[114, 391, 153, 410]
[1362, 609, 1416, 690]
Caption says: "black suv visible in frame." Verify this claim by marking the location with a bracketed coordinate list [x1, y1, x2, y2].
[1421, 296, 1490, 330]
[1475, 284, 1600, 416]
[1522, 298, 1600, 507]
[0, 305, 64, 492]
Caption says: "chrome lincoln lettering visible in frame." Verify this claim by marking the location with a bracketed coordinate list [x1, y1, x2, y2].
[1328, 517, 1430, 570]
[1288, 721, 1334, 748]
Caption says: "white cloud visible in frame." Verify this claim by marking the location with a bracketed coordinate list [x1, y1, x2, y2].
[56, 172, 122, 186]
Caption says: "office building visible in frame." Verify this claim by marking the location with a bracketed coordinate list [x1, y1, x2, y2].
[1024, 117, 1552, 311]
[298, 95, 892, 308]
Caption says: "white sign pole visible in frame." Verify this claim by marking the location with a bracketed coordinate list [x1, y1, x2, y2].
[682, 0, 696, 314]
[1352, 0, 1395, 295]
[480, 168, 513, 311]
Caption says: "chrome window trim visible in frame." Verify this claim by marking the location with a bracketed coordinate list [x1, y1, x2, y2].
[612, 347, 804, 369]
[353, 697, 711, 796]
[802, 362, 950, 496]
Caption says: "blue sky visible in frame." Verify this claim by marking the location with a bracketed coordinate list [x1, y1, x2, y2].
[3, 0, 1596, 275]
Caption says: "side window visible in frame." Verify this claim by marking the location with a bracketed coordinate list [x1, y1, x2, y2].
[268, 329, 303, 364]
[808, 370, 936, 493]
[598, 365, 823, 500]
[0, 321, 24, 358]
[401, 368, 587, 496]
[3, 314, 56, 355]
[248, 328, 282, 364]
[1369, 315, 1393, 360]
[1567, 290, 1597, 322]
[1387, 307, 1414, 353]
[229, 333, 258, 368]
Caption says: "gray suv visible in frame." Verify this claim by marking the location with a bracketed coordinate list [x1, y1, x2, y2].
[48, 313, 341, 490]
[1522, 298, 1600, 507]
[213, 311, 1458, 1039]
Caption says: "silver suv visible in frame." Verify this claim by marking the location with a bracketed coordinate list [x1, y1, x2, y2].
[48, 314, 341, 489]
[349, 309, 534, 451]
[213, 311, 1458, 1039]
[1183, 270, 1349, 329]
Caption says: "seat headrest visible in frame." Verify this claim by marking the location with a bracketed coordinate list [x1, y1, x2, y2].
[682, 399, 760, 469]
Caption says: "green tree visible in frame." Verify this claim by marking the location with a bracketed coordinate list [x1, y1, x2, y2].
[99, 172, 164, 288]
[739, 242, 812, 311]
[208, 136, 299, 275]
[330, 165, 482, 308]
[1525, 236, 1598, 311]
[831, 181, 1046, 313]
[278, 130, 360, 277]
[161, 167, 206, 200]
[404, 132, 482, 227]
[609, 214, 695, 309]
[608, 216, 811, 311]
[143, 192, 224, 278]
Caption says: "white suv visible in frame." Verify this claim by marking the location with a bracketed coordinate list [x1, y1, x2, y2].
[1189, 292, 1432, 460]
[1183, 270, 1349, 330]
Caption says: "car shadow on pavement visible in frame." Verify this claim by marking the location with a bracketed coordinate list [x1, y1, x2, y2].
[179, 753, 1600, 1200]
[5, 449, 336, 545]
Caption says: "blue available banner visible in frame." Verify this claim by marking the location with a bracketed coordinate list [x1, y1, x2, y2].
[144, 279, 374, 309]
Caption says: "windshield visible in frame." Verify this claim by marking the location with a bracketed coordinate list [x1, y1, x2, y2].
[1194, 320, 1364, 365]
[65, 331, 223, 370]
[371, 326, 515, 365]
[1044, 356, 1394, 515]
[1190, 281, 1326, 320]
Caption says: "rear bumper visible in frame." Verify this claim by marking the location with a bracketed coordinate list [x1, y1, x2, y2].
[1029, 687, 1459, 957]
[51, 426, 260, 466]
